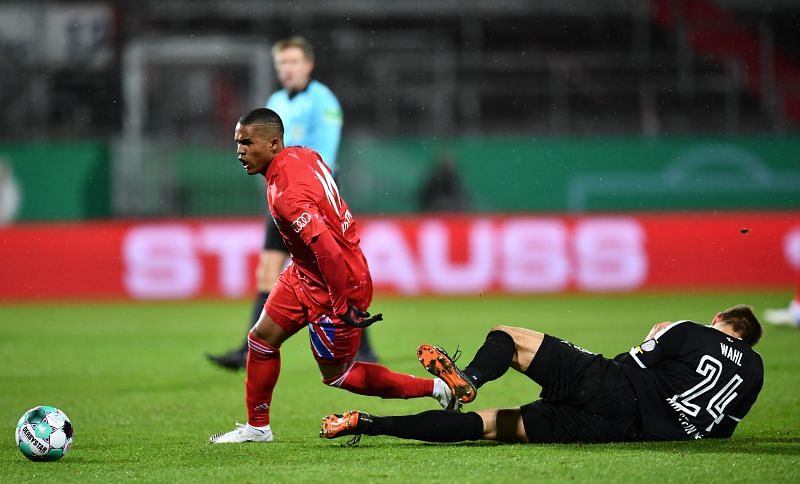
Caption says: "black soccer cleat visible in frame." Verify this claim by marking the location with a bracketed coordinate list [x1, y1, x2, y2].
[206, 349, 247, 371]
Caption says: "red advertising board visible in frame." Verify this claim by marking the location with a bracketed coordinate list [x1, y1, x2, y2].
[1, 212, 798, 300]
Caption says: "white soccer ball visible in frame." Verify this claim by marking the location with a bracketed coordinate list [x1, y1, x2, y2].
[15, 406, 73, 461]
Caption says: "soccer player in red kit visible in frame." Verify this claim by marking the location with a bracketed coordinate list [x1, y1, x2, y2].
[210, 108, 456, 443]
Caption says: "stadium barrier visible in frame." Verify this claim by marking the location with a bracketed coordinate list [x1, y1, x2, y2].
[2, 212, 798, 301]
[339, 136, 800, 214]
[2, 137, 799, 222]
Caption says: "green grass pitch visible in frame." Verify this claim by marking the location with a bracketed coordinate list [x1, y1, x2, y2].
[1, 292, 799, 482]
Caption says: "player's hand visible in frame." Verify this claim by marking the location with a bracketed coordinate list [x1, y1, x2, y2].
[646, 321, 672, 341]
[339, 305, 383, 328]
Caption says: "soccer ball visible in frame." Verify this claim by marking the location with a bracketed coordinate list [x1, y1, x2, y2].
[15, 406, 73, 461]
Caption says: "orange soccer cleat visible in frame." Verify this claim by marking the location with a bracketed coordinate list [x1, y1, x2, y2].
[320, 411, 372, 445]
[417, 344, 477, 404]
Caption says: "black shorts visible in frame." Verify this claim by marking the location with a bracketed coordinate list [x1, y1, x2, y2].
[520, 334, 642, 443]
[263, 216, 289, 252]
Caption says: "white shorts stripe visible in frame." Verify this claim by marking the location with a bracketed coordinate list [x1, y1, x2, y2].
[325, 360, 356, 387]
[629, 348, 647, 369]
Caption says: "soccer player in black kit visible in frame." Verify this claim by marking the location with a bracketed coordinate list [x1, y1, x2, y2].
[321, 305, 763, 443]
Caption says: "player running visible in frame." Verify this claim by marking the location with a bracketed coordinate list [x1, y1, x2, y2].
[207, 36, 380, 370]
[210, 108, 454, 444]
[321, 305, 763, 444]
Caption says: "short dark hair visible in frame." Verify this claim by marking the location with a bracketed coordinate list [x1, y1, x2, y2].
[719, 304, 762, 346]
[272, 35, 314, 61]
[238, 108, 284, 137]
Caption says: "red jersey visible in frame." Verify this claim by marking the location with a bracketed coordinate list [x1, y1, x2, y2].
[265, 147, 372, 318]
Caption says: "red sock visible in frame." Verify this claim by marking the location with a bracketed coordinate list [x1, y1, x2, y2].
[325, 362, 434, 399]
[245, 333, 281, 426]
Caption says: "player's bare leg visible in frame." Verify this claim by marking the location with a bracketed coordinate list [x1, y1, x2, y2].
[318, 361, 350, 381]
[475, 408, 528, 442]
[250, 309, 293, 346]
[489, 325, 545, 373]
[206, 249, 287, 371]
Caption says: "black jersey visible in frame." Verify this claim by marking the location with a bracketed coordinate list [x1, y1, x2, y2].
[615, 321, 763, 440]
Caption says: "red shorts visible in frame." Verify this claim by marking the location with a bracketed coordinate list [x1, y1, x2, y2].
[265, 268, 370, 366]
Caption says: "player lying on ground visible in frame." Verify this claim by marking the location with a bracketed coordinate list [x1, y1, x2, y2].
[210, 108, 456, 444]
[321, 305, 763, 444]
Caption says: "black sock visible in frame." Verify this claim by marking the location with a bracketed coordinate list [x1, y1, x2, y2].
[358, 328, 375, 354]
[463, 330, 515, 389]
[368, 411, 483, 442]
[238, 291, 269, 355]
